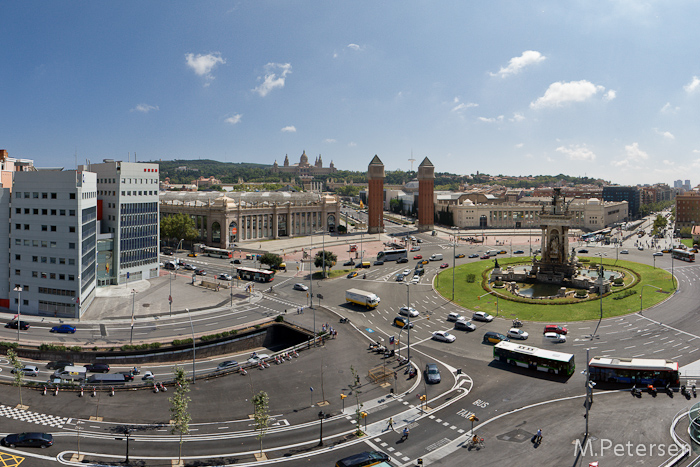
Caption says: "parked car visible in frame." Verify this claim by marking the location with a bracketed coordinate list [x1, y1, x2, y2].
[393, 316, 414, 329]
[432, 331, 456, 343]
[653, 252, 663, 257]
[399, 306, 419, 318]
[483, 331, 509, 344]
[544, 332, 567, 343]
[472, 311, 494, 322]
[5, 320, 30, 330]
[447, 312, 463, 322]
[454, 319, 476, 332]
[413, 254, 423, 259]
[578, 249, 589, 254]
[85, 363, 110, 373]
[543, 324, 568, 335]
[218, 273, 233, 281]
[216, 360, 239, 371]
[620, 249, 629, 254]
[469, 253, 479, 258]
[343, 260, 356, 266]
[507, 328, 529, 340]
[374, 260, 384, 265]
[396, 274, 405, 282]
[293, 283, 309, 291]
[2, 432, 53, 449]
[424, 363, 441, 384]
[396, 258, 409, 264]
[50, 324, 76, 334]
[514, 250, 524, 254]
[347, 271, 358, 278]
[11, 365, 39, 377]
[455, 254, 465, 258]
[195, 269, 206, 275]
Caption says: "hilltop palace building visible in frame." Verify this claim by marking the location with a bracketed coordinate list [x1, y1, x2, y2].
[159, 191, 340, 249]
[270, 150, 337, 178]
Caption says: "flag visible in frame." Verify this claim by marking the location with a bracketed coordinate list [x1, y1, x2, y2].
[168, 295, 172, 304]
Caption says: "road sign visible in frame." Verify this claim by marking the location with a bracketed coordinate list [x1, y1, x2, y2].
[317, 293, 323, 299]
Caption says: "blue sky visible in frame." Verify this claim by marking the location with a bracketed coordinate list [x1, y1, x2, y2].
[2, 1, 700, 186]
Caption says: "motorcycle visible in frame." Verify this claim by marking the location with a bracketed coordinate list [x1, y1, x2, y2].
[512, 319, 523, 327]
[647, 384, 657, 397]
[339, 317, 350, 324]
[631, 385, 641, 397]
[693, 385, 697, 398]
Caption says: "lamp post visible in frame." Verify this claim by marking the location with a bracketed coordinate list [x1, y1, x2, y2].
[405, 283, 412, 362]
[13, 286, 22, 342]
[640, 284, 663, 313]
[186, 308, 196, 384]
[591, 253, 607, 338]
[169, 273, 173, 317]
[317, 411, 325, 446]
[129, 289, 136, 344]
[452, 233, 457, 301]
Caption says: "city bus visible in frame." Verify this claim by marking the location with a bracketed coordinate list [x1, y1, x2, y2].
[493, 341, 575, 376]
[236, 267, 275, 283]
[202, 247, 233, 259]
[671, 249, 695, 262]
[588, 357, 679, 387]
[376, 248, 408, 262]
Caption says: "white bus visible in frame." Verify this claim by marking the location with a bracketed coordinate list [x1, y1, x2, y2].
[376, 248, 408, 262]
[202, 247, 233, 259]
[494, 341, 575, 376]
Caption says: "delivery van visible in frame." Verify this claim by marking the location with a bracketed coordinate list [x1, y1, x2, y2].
[429, 253, 443, 261]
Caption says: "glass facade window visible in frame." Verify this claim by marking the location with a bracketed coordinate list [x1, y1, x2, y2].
[118, 202, 158, 269]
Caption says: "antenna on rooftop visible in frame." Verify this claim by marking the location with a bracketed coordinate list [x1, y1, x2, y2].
[408, 150, 416, 172]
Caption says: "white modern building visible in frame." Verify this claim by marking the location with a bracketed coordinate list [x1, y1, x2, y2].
[9, 170, 97, 318]
[80, 160, 160, 285]
[0, 184, 10, 310]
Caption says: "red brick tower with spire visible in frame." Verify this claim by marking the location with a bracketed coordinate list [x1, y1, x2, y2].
[367, 155, 385, 234]
[417, 157, 435, 231]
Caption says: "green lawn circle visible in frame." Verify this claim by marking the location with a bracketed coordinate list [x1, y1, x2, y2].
[435, 256, 676, 322]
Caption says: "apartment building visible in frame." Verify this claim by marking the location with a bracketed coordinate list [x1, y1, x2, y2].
[9, 170, 97, 318]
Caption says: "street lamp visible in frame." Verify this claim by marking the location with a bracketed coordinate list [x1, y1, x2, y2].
[591, 253, 607, 338]
[169, 273, 174, 317]
[317, 411, 325, 446]
[405, 283, 412, 362]
[13, 286, 22, 342]
[477, 290, 499, 316]
[129, 289, 136, 344]
[186, 308, 196, 384]
[640, 284, 663, 313]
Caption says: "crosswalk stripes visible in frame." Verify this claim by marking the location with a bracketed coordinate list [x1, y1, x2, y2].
[0, 404, 68, 428]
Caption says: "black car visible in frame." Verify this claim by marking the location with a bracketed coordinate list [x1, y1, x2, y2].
[231, 259, 242, 264]
[373, 260, 384, 265]
[396, 258, 409, 264]
[118, 371, 135, 381]
[343, 260, 356, 266]
[5, 320, 30, 330]
[2, 432, 53, 448]
[47, 360, 73, 370]
[85, 363, 110, 373]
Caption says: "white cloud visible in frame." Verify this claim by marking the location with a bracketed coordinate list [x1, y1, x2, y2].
[661, 102, 680, 114]
[254, 63, 292, 97]
[185, 52, 225, 84]
[692, 158, 700, 168]
[510, 112, 525, 122]
[603, 90, 616, 101]
[515, 143, 524, 149]
[324, 138, 337, 144]
[225, 114, 242, 125]
[348, 142, 357, 147]
[556, 144, 596, 161]
[530, 80, 606, 109]
[612, 142, 650, 167]
[491, 50, 546, 78]
[477, 115, 504, 123]
[662, 159, 675, 166]
[654, 128, 675, 140]
[281, 126, 296, 133]
[684, 76, 700, 93]
[130, 104, 159, 113]
[452, 99, 478, 112]
[347, 43, 361, 51]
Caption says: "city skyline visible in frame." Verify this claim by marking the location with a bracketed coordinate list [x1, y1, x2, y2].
[2, 1, 700, 187]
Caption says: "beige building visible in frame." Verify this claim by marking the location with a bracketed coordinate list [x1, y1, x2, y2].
[444, 197, 628, 231]
[271, 150, 337, 179]
[160, 191, 340, 248]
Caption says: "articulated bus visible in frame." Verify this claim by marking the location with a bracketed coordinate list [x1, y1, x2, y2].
[376, 248, 408, 262]
[671, 249, 695, 262]
[236, 267, 275, 283]
[493, 342, 575, 376]
[203, 247, 233, 259]
[588, 357, 679, 387]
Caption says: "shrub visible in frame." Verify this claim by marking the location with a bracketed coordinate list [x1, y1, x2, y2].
[275, 315, 284, 322]
[494, 280, 504, 287]
[613, 289, 637, 300]
[466, 273, 476, 283]
[575, 290, 587, 297]
[69, 346, 82, 352]
[172, 338, 193, 346]
[39, 344, 66, 351]
[613, 277, 624, 285]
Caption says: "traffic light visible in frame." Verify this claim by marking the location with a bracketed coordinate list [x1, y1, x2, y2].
[419, 394, 427, 402]
[360, 411, 368, 418]
[340, 394, 347, 400]
[469, 414, 479, 422]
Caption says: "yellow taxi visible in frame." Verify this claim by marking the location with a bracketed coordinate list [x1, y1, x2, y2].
[187, 252, 197, 257]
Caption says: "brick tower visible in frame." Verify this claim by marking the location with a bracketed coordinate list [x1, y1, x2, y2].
[367, 155, 385, 234]
[417, 157, 435, 232]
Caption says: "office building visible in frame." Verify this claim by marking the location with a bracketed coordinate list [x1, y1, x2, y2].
[602, 186, 640, 218]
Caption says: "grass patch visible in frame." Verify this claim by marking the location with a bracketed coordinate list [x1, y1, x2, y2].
[435, 256, 675, 322]
[312, 268, 355, 280]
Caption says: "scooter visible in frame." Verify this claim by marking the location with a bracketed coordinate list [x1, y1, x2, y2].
[665, 383, 673, 396]
[647, 384, 657, 397]
[693, 385, 697, 398]
[362, 274, 366, 279]
[339, 317, 350, 324]
[631, 385, 641, 397]
[512, 319, 523, 327]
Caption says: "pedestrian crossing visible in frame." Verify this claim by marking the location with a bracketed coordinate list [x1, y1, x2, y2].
[0, 404, 68, 428]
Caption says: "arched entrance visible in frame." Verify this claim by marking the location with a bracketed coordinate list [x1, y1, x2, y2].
[212, 221, 221, 244]
[327, 214, 336, 232]
[229, 221, 238, 244]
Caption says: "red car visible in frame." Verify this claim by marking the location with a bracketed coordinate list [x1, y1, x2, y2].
[543, 324, 568, 335]
[440, 263, 449, 268]
[413, 254, 423, 259]
[480, 254, 490, 260]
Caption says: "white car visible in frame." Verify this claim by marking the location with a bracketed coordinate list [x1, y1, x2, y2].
[402, 269, 412, 276]
[446, 312, 464, 322]
[247, 353, 270, 365]
[652, 252, 663, 257]
[620, 249, 629, 254]
[411, 275, 420, 283]
[218, 273, 233, 281]
[472, 311, 494, 322]
[399, 306, 420, 318]
[544, 332, 566, 343]
[293, 283, 309, 291]
[432, 331, 456, 343]
[507, 328, 529, 340]
[142, 371, 155, 380]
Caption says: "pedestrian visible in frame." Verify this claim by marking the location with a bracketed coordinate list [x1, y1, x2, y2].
[387, 417, 395, 431]
[402, 427, 410, 440]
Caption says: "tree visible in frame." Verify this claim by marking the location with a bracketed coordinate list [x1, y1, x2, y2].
[337, 224, 347, 234]
[7, 349, 24, 406]
[652, 214, 668, 236]
[259, 253, 283, 270]
[169, 366, 191, 463]
[314, 250, 337, 277]
[335, 185, 361, 197]
[252, 391, 270, 456]
[161, 213, 198, 247]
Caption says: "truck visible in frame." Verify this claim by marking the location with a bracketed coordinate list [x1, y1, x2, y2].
[87, 373, 128, 385]
[345, 288, 380, 309]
